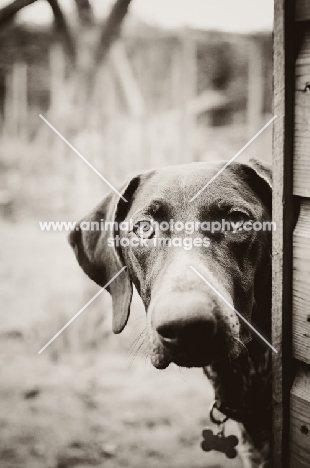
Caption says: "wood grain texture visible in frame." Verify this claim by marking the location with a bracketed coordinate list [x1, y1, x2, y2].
[296, 0, 310, 21]
[294, 30, 310, 197]
[273, 1, 296, 468]
[293, 200, 310, 363]
[290, 363, 310, 467]
[291, 7, 310, 468]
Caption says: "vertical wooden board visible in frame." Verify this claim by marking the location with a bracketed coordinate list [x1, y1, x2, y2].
[296, 0, 310, 21]
[180, 31, 197, 163]
[273, 1, 295, 467]
[4, 63, 27, 138]
[50, 44, 66, 112]
[293, 200, 310, 363]
[290, 364, 310, 467]
[291, 5, 310, 468]
[294, 30, 310, 197]
[16, 62, 28, 141]
[110, 41, 145, 119]
[247, 38, 264, 139]
[170, 40, 184, 165]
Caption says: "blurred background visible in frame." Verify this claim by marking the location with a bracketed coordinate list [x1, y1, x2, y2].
[0, 1, 273, 467]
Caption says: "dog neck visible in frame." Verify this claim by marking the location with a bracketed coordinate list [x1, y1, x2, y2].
[205, 340, 272, 429]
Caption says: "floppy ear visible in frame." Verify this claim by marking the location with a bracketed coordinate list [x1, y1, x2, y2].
[233, 158, 272, 213]
[68, 173, 151, 334]
[232, 159, 272, 332]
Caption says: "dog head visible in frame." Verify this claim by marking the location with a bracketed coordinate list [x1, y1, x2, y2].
[69, 159, 272, 369]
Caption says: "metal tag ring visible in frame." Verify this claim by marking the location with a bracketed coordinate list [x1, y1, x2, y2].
[209, 400, 229, 425]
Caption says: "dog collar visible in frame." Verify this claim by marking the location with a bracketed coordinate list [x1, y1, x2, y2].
[212, 398, 270, 426]
[200, 400, 239, 459]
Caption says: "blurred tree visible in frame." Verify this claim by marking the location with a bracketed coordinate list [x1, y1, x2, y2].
[0, 0, 134, 350]
[0, 0, 133, 68]
[0, 0, 133, 133]
[96, 0, 131, 64]
[0, 0, 37, 26]
[47, 0, 76, 64]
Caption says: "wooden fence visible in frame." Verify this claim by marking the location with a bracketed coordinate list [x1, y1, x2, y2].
[273, 0, 310, 467]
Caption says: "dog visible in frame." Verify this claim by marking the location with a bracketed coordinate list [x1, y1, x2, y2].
[69, 159, 272, 468]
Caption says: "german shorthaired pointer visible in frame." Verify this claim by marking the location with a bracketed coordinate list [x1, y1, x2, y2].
[69, 159, 272, 468]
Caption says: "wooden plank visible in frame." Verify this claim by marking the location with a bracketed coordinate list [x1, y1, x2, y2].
[247, 38, 264, 139]
[17, 62, 28, 141]
[110, 40, 145, 118]
[296, 0, 310, 21]
[291, 364, 310, 467]
[294, 29, 310, 197]
[293, 200, 310, 364]
[179, 31, 197, 163]
[49, 43, 66, 112]
[291, 5, 310, 468]
[273, 1, 296, 467]
[4, 63, 27, 138]
[170, 40, 183, 164]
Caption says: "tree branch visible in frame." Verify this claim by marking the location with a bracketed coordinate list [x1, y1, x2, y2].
[0, 0, 37, 27]
[0, 0, 76, 64]
[46, 0, 76, 64]
[96, 0, 132, 65]
[74, 0, 94, 27]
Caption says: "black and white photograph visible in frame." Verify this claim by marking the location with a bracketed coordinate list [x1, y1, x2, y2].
[0, 0, 308, 467]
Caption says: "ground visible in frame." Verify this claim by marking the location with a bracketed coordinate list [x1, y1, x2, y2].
[0, 220, 243, 468]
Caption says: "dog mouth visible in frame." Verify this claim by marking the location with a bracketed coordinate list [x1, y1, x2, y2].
[150, 349, 215, 369]
[168, 355, 214, 369]
[149, 335, 224, 369]
[149, 331, 242, 370]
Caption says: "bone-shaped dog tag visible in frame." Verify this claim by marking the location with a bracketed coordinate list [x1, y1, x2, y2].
[201, 427, 238, 459]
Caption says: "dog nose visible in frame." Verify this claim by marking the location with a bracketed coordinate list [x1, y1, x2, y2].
[153, 292, 216, 350]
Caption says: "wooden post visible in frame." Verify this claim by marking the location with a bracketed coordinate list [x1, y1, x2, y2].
[4, 62, 28, 139]
[247, 37, 264, 144]
[272, 1, 296, 467]
[17, 62, 28, 141]
[170, 39, 183, 165]
[49, 43, 66, 113]
[49, 43, 67, 168]
[108, 40, 146, 173]
[4, 69, 13, 137]
[180, 31, 197, 163]
[134, 41, 150, 171]
[110, 41, 145, 119]
[290, 1, 310, 466]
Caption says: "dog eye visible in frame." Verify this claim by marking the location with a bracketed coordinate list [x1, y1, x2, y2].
[133, 220, 155, 239]
[226, 209, 249, 231]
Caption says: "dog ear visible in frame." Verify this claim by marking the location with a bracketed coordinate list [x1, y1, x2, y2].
[233, 158, 272, 213]
[68, 172, 151, 334]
